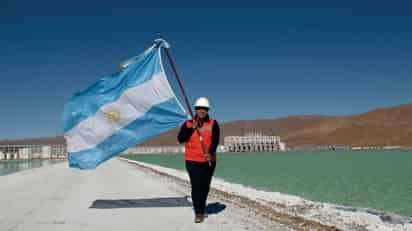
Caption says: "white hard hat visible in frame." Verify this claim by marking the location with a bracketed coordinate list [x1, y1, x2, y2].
[194, 97, 210, 109]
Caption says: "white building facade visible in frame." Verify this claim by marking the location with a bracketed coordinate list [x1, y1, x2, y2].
[224, 133, 286, 152]
[0, 144, 66, 160]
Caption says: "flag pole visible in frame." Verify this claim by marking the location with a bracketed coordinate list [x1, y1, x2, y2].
[163, 47, 212, 167]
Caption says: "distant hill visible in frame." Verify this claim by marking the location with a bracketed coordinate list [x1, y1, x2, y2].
[141, 103, 412, 147]
[1, 103, 412, 148]
[0, 136, 64, 146]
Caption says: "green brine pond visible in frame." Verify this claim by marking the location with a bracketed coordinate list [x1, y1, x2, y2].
[124, 150, 412, 217]
[0, 159, 64, 176]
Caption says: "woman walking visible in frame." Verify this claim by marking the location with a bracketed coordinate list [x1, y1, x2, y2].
[177, 97, 220, 223]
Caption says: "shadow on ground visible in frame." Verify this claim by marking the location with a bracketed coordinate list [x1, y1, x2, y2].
[205, 202, 226, 215]
[90, 196, 226, 215]
[89, 196, 192, 209]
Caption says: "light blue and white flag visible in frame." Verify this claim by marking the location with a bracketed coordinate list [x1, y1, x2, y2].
[62, 39, 187, 169]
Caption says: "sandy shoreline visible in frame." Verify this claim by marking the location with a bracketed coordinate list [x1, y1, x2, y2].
[120, 158, 412, 231]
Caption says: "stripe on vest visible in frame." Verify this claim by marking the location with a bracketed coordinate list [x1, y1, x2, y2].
[198, 125, 212, 132]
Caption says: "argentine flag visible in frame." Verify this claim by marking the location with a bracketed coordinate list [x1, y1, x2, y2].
[62, 39, 187, 169]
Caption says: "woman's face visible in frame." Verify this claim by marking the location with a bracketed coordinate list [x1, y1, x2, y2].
[196, 107, 208, 119]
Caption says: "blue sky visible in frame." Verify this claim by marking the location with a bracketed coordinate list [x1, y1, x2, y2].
[1, 0, 411, 139]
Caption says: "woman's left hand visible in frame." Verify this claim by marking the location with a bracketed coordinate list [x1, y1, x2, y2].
[204, 153, 211, 161]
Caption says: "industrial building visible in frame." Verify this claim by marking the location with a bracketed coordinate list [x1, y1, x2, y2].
[0, 137, 66, 160]
[224, 132, 286, 152]
[0, 131, 286, 161]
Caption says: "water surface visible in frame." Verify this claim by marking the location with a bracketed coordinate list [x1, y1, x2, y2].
[124, 150, 412, 217]
[0, 159, 65, 176]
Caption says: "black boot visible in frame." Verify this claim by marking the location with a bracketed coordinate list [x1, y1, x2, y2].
[194, 214, 204, 223]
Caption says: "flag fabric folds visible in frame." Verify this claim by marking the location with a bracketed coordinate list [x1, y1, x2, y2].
[62, 40, 187, 169]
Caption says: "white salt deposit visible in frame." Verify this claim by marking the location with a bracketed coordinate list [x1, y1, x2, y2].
[122, 158, 412, 231]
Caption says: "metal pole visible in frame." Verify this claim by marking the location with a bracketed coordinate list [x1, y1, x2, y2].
[163, 47, 212, 167]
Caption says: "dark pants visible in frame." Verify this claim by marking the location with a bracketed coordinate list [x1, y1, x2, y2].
[185, 160, 216, 214]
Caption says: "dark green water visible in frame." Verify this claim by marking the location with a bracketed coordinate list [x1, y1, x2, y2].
[0, 159, 64, 176]
[124, 150, 412, 217]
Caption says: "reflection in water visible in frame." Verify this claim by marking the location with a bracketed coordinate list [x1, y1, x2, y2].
[0, 160, 64, 176]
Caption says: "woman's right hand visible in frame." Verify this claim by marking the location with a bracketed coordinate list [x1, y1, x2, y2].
[192, 120, 198, 129]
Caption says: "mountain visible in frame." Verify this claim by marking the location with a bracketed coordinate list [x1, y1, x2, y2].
[140, 103, 412, 148]
[1, 103, 411, 148]
[0, 136, 64, 146]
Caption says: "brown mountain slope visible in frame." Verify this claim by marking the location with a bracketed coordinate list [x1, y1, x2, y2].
[0, 136, 65, 146]
[1, 103, 411, 147]
[140, 103, 412, 147]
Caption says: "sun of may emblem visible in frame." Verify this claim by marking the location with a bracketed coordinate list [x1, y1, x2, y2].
[105, 109, 121, 123]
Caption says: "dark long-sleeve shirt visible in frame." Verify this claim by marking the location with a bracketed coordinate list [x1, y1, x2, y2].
[177, 115, 220, 155]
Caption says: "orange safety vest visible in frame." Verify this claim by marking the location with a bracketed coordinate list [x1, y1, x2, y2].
[185, 119, 216, 162]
